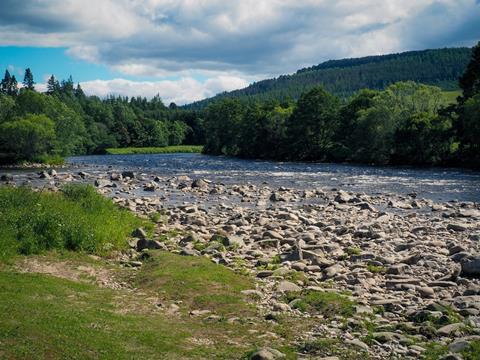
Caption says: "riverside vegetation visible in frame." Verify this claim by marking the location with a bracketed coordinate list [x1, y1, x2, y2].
[0, 44, 479, 167]
[1, 168, 480, 359]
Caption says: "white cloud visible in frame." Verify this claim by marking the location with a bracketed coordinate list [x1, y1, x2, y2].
[0, 0, 479, 100]
[77, 75, 249, 105]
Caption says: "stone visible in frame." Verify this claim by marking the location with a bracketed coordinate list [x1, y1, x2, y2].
[38, 171, 50, 179]
[249, 348, 285, 360]
[192, 178, 208, 189]
[223, 235, 245, 248]
[448, 339, 471, 353]
[132, 228, 148, 240]
[461, 257, 480, 277]
[323, 264, 343, 279]
[257, 271, 274, 278]
[447, 223, 470, 232]
[110, 172, 122, 181]
[417, 286, 435, 298]
[335, 190, 352, 203]
[277, 281, 301, 293]
[121, 171, 135, 179]
[346, 338, 369, 351]
[437, 323, 464, 337]
[180, 248, 201, 256]
[95, 179, 116, 188]
[143, 182, 157, 192]
[0, 174, 13, 181]
[136, 238, 164, 251]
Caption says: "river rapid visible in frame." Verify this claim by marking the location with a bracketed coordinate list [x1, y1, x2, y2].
[68, 153, 480, 203]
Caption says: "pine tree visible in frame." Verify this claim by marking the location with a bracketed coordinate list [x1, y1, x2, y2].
[23, 68, 35, 90]
[47, 75, 60, 94]
[0, 70, 12, 94]
[61, 75, 74, 94]
[75, 83, 85, 98]
[9, 75, 18, 96]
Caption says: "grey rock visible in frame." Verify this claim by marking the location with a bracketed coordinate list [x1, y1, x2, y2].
[461, 257, 480, 277]
[136, 238, 164, 251]
[0, 174, 13, 181]
[94, 179, 116, 188]
[121, 171, 135, 179]
[437, 323, 464, 337]
[192, 178, 208, 189]
[277, 281, 301, 293]
[250, 348, 285, 360]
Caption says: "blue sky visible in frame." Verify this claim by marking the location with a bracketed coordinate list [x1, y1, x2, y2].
[0, 0, 479, 104]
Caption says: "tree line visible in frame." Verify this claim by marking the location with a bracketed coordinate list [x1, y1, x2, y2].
[0, 70, 204, 163]
[202, 42, 480, 168]
[0, 43, 478, 168]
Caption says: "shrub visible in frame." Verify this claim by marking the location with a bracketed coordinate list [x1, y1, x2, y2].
[0, 185, 150, 261]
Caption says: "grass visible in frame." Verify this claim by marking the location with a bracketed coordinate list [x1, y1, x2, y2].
[0, 184, 151, 261]
[285, 290, 355, 317]
[0, 270, 263, 359]
[105, 145, 203, 155]
[442, 90, 462, 104]
[135, 251, 255, 316]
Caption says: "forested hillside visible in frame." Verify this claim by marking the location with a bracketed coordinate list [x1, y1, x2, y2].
[201, 42, 480, 168]
[186, 48, 471, 109]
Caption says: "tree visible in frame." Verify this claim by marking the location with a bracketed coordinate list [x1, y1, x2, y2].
[0, 114, 56, 163]
[203, 99, 244, 155]
[0, 70, 18, 96]
[23, 68, 35, 90]
[47, 75, 60, 95]
[393, 112, 454, 165]
[456, 95, 480, 166]
[459, 41, 480, 102]
[0, 70, 11, 94]
[286, 86, 340, 160]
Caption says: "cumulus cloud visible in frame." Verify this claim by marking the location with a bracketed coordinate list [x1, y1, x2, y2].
[78, 75, 249, 105]
[1, 0, 479, 100]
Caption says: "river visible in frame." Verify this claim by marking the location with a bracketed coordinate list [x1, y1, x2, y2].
[67, 153, 480, 203]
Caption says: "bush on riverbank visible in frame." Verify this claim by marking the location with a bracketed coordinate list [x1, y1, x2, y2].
[0, 184, 150, 261]
[105, 145, 203, 155]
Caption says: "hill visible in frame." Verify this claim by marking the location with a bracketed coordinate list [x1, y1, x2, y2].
[185, 47, 471, 109]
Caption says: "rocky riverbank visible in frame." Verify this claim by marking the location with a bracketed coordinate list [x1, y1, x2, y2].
[2, 168, 480, 359]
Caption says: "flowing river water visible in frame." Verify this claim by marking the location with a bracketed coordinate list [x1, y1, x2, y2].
[67, 153, 480, 203]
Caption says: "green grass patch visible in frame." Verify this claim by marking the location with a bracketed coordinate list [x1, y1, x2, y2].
[285, 290, 355, 317]
[366, 264, 386, 274]
[105, 145, 203, 155]
[135, 251, 255, 316]
[0, 185, 151, 261]
[0, 271, 265, 359]
[442, 90, 462, 104]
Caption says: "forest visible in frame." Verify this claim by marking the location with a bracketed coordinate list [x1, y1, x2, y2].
[0, 73, 204, 164]
[186, 47, 472, 109]
[0, 44, 478, 168]
[202, 43, 479, 168]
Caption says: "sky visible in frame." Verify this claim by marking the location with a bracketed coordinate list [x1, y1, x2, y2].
[0, 0, 479, 105]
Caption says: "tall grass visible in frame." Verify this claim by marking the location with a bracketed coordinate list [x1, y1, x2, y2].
[105, 145, 203, 155]
[0, 185, 150, 261]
